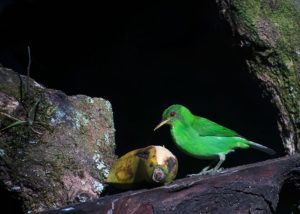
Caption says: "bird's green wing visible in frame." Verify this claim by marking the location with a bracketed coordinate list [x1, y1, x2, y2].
[192, 116, 240, 137]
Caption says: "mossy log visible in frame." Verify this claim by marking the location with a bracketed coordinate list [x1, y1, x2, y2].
[216, 0, 300, 154]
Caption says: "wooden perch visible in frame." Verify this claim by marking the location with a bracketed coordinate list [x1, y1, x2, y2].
[43, 155, 300, 213]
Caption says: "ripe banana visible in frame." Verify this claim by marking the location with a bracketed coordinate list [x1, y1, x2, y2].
[106, 145, 178, 189]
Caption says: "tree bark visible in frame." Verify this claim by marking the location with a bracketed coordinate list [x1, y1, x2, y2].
[216, 0, 300, 154]
[43, 155, 300, 214]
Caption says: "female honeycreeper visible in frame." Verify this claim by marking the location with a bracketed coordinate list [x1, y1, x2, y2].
[154, 104, 275, 176]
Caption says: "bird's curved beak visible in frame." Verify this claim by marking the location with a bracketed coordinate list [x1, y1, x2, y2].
[154, 119, 170, 131]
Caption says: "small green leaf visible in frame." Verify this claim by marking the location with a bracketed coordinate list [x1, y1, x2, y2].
[1, 120, 27, 132]
[28, 98, 40, 125]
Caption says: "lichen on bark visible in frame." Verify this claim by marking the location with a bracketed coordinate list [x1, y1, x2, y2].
[216, 0, 300, 154]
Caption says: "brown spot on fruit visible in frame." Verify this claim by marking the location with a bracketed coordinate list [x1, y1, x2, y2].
[136, 149, 149, 159]
[166, 157, 176, 172]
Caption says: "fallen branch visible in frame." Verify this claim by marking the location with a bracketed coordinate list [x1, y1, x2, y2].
[43, 154, 300, 214]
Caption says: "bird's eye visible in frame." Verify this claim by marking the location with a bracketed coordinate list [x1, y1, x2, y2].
[170, 111, 176, 117]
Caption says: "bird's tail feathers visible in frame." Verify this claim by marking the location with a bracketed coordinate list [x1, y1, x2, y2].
[247, 141, 276, 155]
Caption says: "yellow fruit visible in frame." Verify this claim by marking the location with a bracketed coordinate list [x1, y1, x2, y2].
[106, 145, 178, 189]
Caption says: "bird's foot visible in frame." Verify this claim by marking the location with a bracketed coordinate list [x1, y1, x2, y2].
[187, 167, 224, 177]
[208, 167, 224, 175]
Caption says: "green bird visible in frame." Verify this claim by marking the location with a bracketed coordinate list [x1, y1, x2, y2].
[154, 104, 275, 175]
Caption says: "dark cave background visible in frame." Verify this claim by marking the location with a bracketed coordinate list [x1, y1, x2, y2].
[0, 0, 285, 191]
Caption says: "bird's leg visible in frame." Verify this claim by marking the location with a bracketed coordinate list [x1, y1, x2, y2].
[199, 166, 211, 173]
[210, 154, 226, 173]
[187, 166, 210, 177]
[200, 159, 219, 173]
[187, 159, 218, 177]
[187, 154, 226, 177]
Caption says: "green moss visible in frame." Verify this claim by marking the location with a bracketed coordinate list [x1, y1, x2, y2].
[232, 0, 300, 123]
[231, 0, 261, 40]
[232, 0, 300, 49]
[264, 0, 300, 49]
[0, 97, 55, 143]
[46, 106, 57, 117]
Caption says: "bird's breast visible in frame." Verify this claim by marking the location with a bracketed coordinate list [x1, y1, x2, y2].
[170, 126, 211, 158]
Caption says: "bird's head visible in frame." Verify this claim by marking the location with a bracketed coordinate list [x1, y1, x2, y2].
[154, 104, 193, 131]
